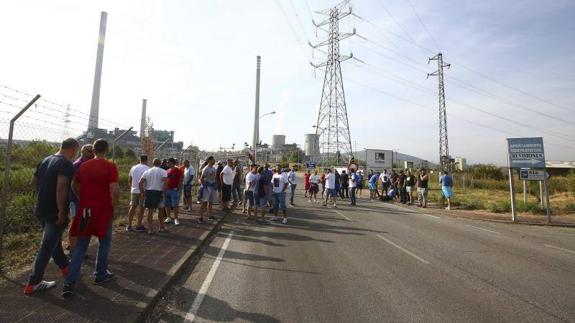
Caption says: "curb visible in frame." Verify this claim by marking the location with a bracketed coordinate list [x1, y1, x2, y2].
[131, 213, 228, 323]
[387, 201, 575, 228]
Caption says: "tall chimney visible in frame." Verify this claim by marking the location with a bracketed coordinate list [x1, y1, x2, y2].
[252, 56, 261, 162]
[140, 99, 147, 137]
[88, 11, 108, 130]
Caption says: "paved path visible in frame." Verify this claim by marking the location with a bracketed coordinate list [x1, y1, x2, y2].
[0, 209, 223, 323]
[151, 195, 575, 323]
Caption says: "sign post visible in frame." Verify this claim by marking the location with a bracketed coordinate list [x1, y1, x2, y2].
[507, 137, 547, 223]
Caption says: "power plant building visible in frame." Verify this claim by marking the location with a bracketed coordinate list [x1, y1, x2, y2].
[304, 134, 320, 157]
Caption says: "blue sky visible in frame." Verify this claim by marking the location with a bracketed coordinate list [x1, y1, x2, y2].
[0, 0, 573, 165]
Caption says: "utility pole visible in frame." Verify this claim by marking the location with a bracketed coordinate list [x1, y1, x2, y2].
[427, 52, 451, 171]
[253, 56, 261, 164]
[310, 0, 357, 166]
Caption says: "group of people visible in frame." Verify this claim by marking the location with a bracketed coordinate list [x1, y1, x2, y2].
[24, 140, 454, 298]
[25, 138, 119, 297]
[301, 163, 454, 210]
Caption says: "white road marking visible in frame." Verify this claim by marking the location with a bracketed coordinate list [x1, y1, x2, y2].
[544, 244, 575, 255]
[333, 209, 352, 221]
[465, 225, 500, 234]
[376, 234, 431, 265]
[185, 231, 234, 322]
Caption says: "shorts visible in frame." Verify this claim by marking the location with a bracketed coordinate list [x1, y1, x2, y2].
[165, 189, 179, 208]
[222, 184, 232, 202]
[326, 188, 336, 197]
[130, 193, 144, 207]
[145, 190, 163, 209]
[368, 183, 377, 190]
[442, 186, 453, 198]
[183, 184, 192, 198]
[310, 183, 319, 193]
[418, 187, 428, 196]
[201, 186, 218, 204]
[406, 186, 414, 193]
[245, 190, 255, 207]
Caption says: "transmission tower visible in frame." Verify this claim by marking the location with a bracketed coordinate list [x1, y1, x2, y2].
[427, 52, 451, 171]
[309, 0, 357, 165]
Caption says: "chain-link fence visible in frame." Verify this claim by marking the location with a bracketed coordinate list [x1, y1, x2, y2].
[0, 85, 141, 272]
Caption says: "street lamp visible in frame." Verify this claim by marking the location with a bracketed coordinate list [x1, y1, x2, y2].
[260, 111, 276, 119]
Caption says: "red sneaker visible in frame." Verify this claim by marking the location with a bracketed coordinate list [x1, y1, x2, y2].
[61, 266, 69, 278]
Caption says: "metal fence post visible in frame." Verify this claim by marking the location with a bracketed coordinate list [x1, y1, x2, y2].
[111, 127, 133, 163]
[0, 95, 41, 271]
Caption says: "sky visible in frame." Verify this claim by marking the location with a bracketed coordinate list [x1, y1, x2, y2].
[0, 0, 574, 165]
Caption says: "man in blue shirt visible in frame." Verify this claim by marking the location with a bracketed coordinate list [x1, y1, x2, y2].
[439, 171, 454, 210]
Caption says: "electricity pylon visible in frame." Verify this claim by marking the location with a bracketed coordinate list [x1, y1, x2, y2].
[309, 0, 357, 165]
[427, 52, 451, 171]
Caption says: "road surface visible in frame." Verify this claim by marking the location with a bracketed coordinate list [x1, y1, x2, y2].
[149, 195, 575, 323]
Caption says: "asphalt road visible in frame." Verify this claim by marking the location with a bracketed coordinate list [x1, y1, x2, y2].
[149, 193, 575, 323]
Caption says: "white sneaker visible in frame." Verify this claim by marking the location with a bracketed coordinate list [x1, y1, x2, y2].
[164, 218, 173, 224]
[24, 280, 56, 295]
[282, 218, 288, 224]
[174, 219, 180, 226]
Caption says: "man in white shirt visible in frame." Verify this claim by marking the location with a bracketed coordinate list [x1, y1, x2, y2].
[139, 159, 168, 234]
[271, 166, 289, 224]
[379, 169, 390, 195]
[220, 159, 235, 211]
[323, 168, 337, 208]
[288, 168, 297, 206]
[349, 168, 358, 206]
[243, 165, 258, 218]
[127, 155, 149, 232]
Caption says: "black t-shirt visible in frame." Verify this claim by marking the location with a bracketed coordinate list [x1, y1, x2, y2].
[340, 173, 349, 186]
[405, 175, 415, 186]
[34, 154, 74, 220]
[398, 174, 406, 186]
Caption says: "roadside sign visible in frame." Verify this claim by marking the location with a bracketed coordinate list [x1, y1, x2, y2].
[507, 137, 545, 169]
[306, 162, 316, 169]
[519, 169, 550, 181]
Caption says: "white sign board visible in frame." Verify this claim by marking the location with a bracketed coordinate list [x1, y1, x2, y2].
[365, 149, 393, 170]
[519, 169, 549, 181]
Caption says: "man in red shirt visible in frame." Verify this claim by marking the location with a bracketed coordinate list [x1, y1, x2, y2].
[62, 139, 119, 297]
[163, 158, 183, 226]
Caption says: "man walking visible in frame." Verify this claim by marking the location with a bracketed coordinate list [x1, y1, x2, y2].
[24, 138, 79, 295]
[220, 159, 235, 211]
[271, 166, 289, 224]
[68, 144, 94, 257]
[440, 171, 454, 210]
[164, 158, 182, 226]
[139, 159, 168, 234]
[63, 139, 119, 297]
[288, 167, 297, 206]
[127, 155, 149, 232]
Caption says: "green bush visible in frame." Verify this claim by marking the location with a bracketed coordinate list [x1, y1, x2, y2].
[487, 201, 511, 213]
[5, 193, 37, 233]
[468, 164, 505, 180]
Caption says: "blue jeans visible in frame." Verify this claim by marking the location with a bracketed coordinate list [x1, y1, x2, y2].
[273, 191, 287, 213]
[289, 184, 297, 204]
[232, 183, 242, 202]
[65, 223, 113, 285]
[28, 217, 69, 285]
[350, 187, 357, 205]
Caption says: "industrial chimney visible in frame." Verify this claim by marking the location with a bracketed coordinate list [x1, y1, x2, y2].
[88, 11, 108, 130]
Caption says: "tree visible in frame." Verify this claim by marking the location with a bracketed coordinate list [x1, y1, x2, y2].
[125, 148, 136, 160]
[289, 151, 299, 163]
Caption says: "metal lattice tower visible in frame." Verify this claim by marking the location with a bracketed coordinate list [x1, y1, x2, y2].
[310, 0, 356, 165]
[427, 53, 451, 171]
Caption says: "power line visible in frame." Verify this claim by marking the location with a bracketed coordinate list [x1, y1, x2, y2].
[373, 0, 417, 43]
[274, 0, 312, 62]
[405, 0, 441, 50]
